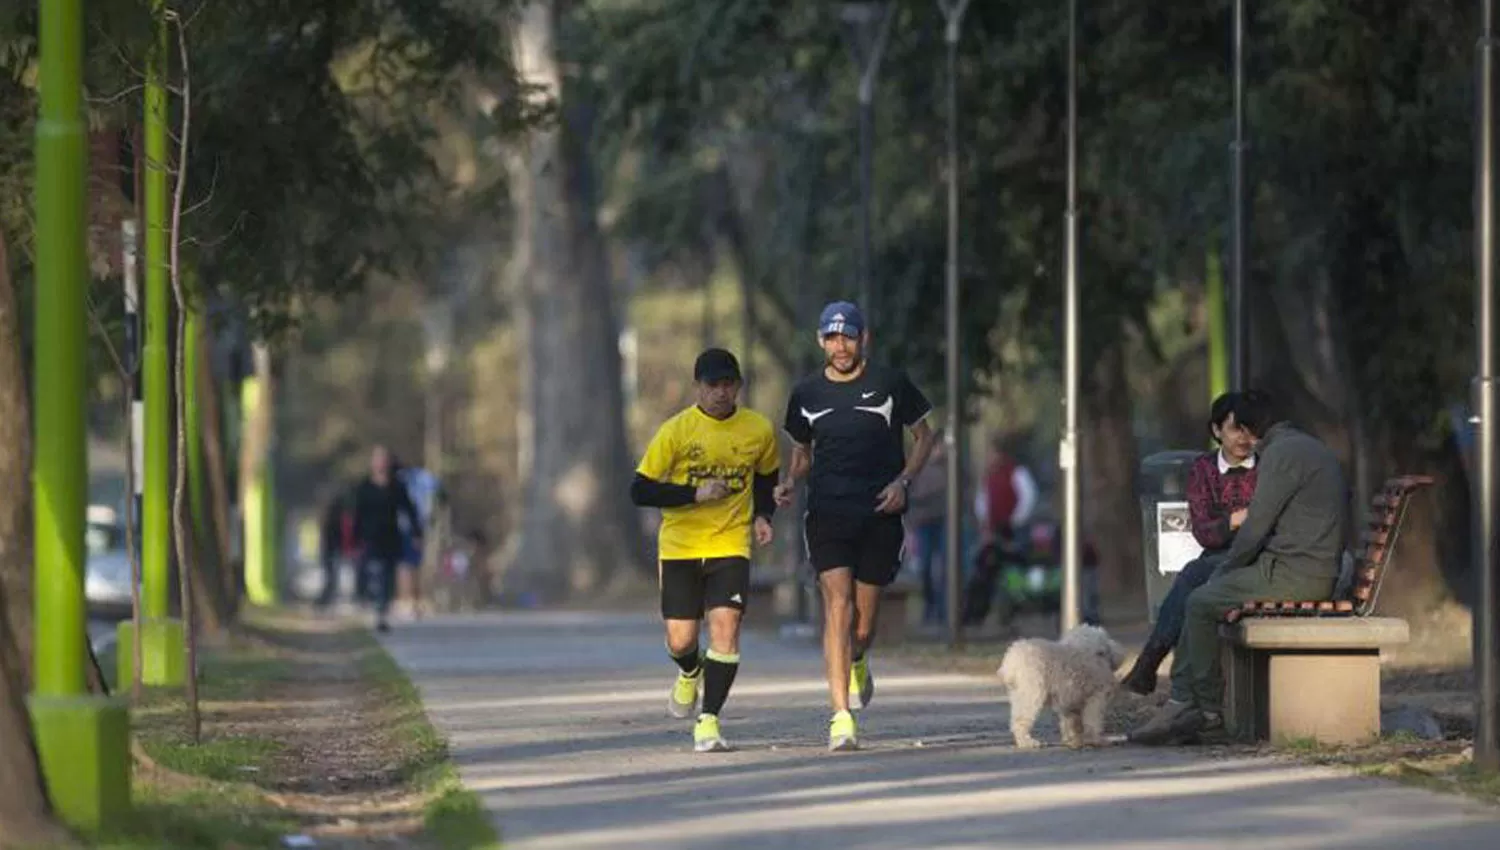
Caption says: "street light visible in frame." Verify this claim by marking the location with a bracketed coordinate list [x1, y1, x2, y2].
[938, 0, 973, 648]
[1473, 0, 1500, 773]
[839, 2, 894, 320]
[1230, 0, 1250, 389]
[1060, 0, 1082, 634]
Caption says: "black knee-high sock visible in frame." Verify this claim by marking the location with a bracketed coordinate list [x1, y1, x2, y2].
[701, 649, 740, 716]
[669, 644, 701, 677]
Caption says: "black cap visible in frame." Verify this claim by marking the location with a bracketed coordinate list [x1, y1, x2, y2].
[694, 348, 742, 383]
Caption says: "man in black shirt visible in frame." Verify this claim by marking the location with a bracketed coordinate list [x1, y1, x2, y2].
[774, 301, 937, 751]
[351, 445, 423, 632]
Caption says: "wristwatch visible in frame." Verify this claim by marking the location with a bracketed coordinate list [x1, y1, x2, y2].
[896, 476, 911, 490]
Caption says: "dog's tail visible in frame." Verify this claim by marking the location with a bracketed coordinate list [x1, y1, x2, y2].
[996, 641, 1029, 691]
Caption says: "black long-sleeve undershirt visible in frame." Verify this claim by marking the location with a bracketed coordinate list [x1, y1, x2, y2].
[753, 471, 777, 521]
[630, 473, 697, 508]
[630, 471, 779, 521]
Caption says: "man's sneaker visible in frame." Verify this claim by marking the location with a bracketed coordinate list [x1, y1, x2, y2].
[1127, 699, 1206, 746]
[668, 670, 702, 719]
[693, 714, 731, 753]
[828, 709, 859, 752]
[849, 657, 875, 710]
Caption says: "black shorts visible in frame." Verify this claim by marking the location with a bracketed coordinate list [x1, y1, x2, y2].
[659, 557, 751, 620]
[804, 511, 905, 587]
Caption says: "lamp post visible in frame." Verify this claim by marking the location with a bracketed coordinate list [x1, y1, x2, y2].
[938, 0, 972, 648]
[1229, 0, 1250, 389]
[840, 2, 894, 319]
[1474, 0, 1500, 773]
[1059, 0, 1082, 634]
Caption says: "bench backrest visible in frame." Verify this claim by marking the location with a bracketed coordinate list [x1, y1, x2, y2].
[1225, 473, 1434, 623]
[1344, 474, 1435, 616]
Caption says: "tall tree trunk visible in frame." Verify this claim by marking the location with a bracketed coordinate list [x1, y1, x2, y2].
[505, 0, 646, 600]
[196, 325, 237, 617]
[0, 227, 35, 692]
[1081, 340, 1143, 604]
[0, 226, 69, 848]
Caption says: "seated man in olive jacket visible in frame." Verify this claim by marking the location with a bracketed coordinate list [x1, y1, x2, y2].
[1130, 390, 1348, 745]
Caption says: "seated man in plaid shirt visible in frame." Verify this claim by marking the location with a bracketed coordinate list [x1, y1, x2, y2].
[1121, 392, 1258, 695]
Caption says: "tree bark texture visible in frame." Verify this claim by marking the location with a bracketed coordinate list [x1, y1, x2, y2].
[0, 225, 69, 848]
[504, 0, 647, 600]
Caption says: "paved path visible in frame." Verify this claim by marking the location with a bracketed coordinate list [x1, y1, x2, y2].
[381, 611, 1500, 849]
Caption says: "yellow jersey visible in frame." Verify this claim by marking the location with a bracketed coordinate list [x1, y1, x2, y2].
[636, 405, 780, 560]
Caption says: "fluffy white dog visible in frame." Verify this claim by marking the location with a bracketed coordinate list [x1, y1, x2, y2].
[997, 624, 1128, 749]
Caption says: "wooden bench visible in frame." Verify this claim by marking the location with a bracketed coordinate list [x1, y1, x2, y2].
[1217, 474, 1433, 745]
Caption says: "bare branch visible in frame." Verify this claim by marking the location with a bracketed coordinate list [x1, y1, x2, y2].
[84, 293, 129, 379]
[92, 23, 146, 82]
[88, 84, 146, 107]
[167, 2, 201, 744]
[183, 211, 246, 250]
[183, 160, 222, 217]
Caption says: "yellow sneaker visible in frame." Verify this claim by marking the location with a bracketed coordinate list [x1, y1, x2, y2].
[828, 709, 859, 752]
[668, 670, 701, 719]
[693, 713, 731, 753]
[849, 657, 875, 710]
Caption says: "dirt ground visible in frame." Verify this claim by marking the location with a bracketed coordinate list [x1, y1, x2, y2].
[126, 609, 484, 849]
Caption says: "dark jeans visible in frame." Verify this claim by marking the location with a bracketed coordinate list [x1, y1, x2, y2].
[915, 520, 946, 624]
[317, 554, 338, 606]
[364, 555, 399, 616]
[1148, 553, 1225, 648]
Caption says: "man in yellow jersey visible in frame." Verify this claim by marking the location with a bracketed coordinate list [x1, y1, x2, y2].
[630, 348, 780, 752]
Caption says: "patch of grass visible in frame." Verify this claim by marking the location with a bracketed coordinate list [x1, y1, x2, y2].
[91, 784, 295, 850]
[1276, 736, 1329, 755]
[422, 772, 502, 850]
[144, 735, 283, 782]
[357, 631, 503, 849]
[197, 652, 297, 701]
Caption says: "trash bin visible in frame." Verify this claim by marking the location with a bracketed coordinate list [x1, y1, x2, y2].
[1138, 450, 1204, 624]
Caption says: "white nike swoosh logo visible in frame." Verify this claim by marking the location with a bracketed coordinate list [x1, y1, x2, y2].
[854, 396, 894, 426]
[801, 407, 833, 425]
[862, 391, 878, 399]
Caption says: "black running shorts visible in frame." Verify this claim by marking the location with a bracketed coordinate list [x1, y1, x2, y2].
[659, 556, 751, 620]
[804, 511, 905, 587]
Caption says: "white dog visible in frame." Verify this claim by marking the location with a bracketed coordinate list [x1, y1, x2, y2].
[997, 624, 1127, 749]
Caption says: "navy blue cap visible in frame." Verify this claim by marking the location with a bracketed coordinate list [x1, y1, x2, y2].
[694, 348, 742, 383]
[818, 301, 865, 338]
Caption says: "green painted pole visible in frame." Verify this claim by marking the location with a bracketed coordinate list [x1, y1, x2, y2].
[118, 0, 185, 689]
[1207, 247, 1229, 409]
[242, 373, 273, 604]
[33, 0, 89, 704]
[30, 0, 131, 830]
[142, 0, 170, 623]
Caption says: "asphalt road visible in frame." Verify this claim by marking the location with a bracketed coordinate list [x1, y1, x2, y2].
[380, 610, 1500, 850]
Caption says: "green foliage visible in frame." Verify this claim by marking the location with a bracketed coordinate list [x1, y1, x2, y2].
[2, 0, 546, 343]
[588, 0, 1484, 451]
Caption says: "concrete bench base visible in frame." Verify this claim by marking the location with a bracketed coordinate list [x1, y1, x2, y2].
[1219, 617, 1409, 746]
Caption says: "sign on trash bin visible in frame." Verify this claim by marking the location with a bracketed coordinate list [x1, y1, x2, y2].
[1138, 450, 1202, 624]
[1154, 501, 1202, 575]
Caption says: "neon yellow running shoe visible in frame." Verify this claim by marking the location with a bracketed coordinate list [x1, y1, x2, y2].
[668, 670, 701, 719]
[849, 656, 875, 710]
[693, 713, 731, 753]
[829, 709, 859, 752]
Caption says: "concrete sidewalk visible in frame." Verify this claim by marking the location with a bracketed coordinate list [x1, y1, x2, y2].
[380, 610, 1500, 849]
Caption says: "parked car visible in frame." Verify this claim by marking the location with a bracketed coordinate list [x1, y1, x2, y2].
[85, 505, 135, 618]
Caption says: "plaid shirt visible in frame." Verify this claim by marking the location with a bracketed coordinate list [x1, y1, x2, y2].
[1186, 451, 1258, 551]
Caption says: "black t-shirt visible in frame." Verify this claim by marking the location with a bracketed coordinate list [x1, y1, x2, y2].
[783, 364, 933, 516]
